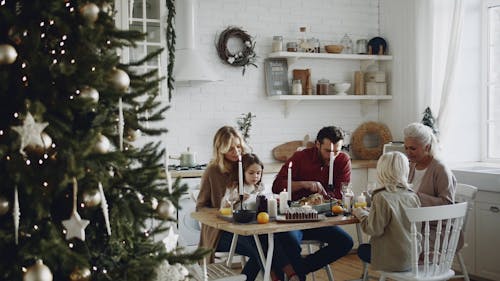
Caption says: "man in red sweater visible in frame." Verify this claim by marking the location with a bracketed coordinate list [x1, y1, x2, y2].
[272, 126, 353, 280]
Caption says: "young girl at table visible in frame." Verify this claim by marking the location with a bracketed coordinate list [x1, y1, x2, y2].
[196, 126, 300, 281]
[231, 153, 265, 211]
[352, 151, 421, 271]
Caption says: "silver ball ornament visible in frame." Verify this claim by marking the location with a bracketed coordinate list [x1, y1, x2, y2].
[157, 199, 176, 220]
[82, 189, 102, 207]
[0, 196, 10, 216]
[0, 44, 18, 65]
[69, 267, 91, 281]
[23, 260, 53, 281]
[94, 134, 111, 154]
[80, 3, 100, 24]
[79, 86, 99, 103]
[108, 68, 130, 92]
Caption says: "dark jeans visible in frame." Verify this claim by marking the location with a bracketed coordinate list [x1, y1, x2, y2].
[357, 243, 371, 263]
[280, 226, 354, 278]
[216, 231, 295, 281]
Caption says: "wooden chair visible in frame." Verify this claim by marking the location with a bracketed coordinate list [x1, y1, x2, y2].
[378, 202, 468, 281]
[453, 183, 478, 281]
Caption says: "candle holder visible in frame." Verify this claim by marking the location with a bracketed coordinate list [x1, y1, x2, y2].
[287, 200, 292, 207]
[325, 193, 335, 217]
[239, 194, 244, 210]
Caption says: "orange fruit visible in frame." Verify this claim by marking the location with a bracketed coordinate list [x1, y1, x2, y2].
[332, 205, 344, 215]
[257, 212, 270, 224]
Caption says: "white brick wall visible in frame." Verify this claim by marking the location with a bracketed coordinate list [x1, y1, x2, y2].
[161, 0, 383, 165]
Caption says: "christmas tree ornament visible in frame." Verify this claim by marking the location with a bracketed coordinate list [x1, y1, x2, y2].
[62, 178, 89, 241]
[156, 199, 176, 220]
[150, 197, 158, 210]
[82, 188, 101, 207]
[108, 68, 130, 92]
[79, 3, 99, 24]
[26, 132, 52, 155]
[162, 227, 179, 252]
[0, 196, 10, 215]
[118, 98, 124, 151]
[98, 182, 111, 235]
[23, 260, 53, 281]
[0, 44, 18, 65]
[126, 128, 138, 142]
[13, 186, 20, 244]
[79, 86, 99, 103]
[94, 134, 111, 154]
[100, 2, 113, 16]
[11, 112, 49, 156]
[69, 267, 91, 281]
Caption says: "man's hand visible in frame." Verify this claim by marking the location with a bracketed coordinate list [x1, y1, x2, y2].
[310, 181, 327, 196]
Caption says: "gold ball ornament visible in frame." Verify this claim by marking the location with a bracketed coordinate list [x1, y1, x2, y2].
[94, 134, 111, 154]
[157, 199, 176, 220]
[69, 267, 91, 281]
[79, 3, 100, 24]
[23, 260, 53, 281]
[0, 196, 10, 216]
[0, 44, 18, 65]
[126, 128, 138, 142]
[26, 132, 52, 155]
[82, 189, 102, 207]
[108, 68, 130, 92]
[79, 86, 99, 103]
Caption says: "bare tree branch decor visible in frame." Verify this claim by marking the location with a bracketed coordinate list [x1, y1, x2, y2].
[216, 27, 257, 75]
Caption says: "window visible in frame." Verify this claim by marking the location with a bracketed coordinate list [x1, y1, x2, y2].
[484, 0, 500, 161]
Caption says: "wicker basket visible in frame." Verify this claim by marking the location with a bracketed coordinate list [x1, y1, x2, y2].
[324, 45, 343, 54]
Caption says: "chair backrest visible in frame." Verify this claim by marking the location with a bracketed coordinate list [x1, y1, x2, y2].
[405, 202, 468, 278]
[454, 183, 478, 233]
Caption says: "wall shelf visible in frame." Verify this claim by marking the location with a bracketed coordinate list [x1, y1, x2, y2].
[268, 95, 392, 116]
[268, 52, 393, 65]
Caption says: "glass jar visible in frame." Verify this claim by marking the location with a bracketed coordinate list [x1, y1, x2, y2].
[286, 42, 298, 52]
[292, 79, 302, 95]
[272, 36, 283, 52]
[316, 78, 329, 95]
[340, 33, 353, 54]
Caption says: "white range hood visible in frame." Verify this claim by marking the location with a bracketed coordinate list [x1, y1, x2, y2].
[174, 0, 220, 83]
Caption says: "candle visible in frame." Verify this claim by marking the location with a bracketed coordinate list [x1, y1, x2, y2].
[267, 198, 278, 217]
[328, 143, 334, 186]
[279, 189, 288, 214]
[238, 151, 243, 195]
[287, 161, 293, 201]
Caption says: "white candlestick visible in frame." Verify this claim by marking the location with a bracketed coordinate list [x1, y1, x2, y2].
[267, 198, 278, 217]
[328, 143, 334, 185]
[279, 189, 288, 214]
[287, 161, 292, 201]
[238, 153, 243, 195]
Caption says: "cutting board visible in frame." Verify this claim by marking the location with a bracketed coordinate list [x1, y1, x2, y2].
[272, 139, 315, 162]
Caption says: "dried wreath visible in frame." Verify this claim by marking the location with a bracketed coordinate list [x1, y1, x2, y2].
[216, 27, 257, 75]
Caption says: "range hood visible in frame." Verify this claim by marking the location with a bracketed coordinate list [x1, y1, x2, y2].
[174, 0, 220, 83]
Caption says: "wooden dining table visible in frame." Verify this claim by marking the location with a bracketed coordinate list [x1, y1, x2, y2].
[191, 208, 363, 281]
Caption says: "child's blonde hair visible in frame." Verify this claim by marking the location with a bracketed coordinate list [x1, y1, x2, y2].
[376, 151, 410, 192]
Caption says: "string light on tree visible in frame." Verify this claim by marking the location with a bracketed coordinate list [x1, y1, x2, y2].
[0, 196, 10, 215]
[69, 267, 91, 281]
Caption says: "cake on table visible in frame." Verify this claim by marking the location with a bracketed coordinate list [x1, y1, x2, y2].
[285, 207, 318, 220]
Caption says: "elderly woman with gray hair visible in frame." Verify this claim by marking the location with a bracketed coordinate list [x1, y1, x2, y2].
[403, 122, 456, 206]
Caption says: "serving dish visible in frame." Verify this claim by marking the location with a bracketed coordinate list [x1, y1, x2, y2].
[291, 199, 338, 213]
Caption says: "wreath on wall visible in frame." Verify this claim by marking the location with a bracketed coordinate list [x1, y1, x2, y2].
[216, 27, 257, 75]
[351, 121, 393, 160]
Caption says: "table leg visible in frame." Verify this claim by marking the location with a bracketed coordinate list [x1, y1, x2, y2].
[226, 234, 239, 267]
[252, 234, 273, 281]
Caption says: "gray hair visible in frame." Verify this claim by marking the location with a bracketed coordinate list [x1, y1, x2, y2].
[376, 151, 411, 192]
[403, 122, 439, 157]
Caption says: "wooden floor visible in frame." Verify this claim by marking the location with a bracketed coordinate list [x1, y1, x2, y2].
[309, 253, 468, 281]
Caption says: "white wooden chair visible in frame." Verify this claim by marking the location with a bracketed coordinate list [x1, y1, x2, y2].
[301, 240, 335, 281]
[378, 202, 468, 281]
[188, 261, 247, 281]
[453, 183, 478, 281]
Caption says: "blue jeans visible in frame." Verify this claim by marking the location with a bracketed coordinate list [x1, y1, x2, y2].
[357, 243, 371, 263]
[216, 231, 296, 281]
[280, 226, 354, 277]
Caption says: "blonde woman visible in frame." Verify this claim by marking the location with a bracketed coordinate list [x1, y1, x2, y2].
[197, 126, 300, 281]
[353, 151, 421, 271]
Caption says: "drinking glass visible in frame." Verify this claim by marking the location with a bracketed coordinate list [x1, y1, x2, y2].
[225, 187, 239, 211]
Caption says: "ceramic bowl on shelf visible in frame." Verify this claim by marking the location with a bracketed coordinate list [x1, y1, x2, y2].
[324, 45, 344, 54]
[333, 83, 351, 95]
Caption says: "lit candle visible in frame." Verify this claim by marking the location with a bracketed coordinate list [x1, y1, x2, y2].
[328, 143, 334, 186]
[279, 189, 288, 214]
[287, 161, 293, 201]
[238, 151, 243, 195]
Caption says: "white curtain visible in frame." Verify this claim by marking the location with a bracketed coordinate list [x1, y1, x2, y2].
[415, 0, 464, 145]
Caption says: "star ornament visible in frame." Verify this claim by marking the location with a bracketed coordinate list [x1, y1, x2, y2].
[162, 227, 179, 253]
[11, 112, 49, 156]
[62, 212, 90, 241]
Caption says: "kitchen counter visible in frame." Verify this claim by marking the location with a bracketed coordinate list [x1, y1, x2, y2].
[170, 160, 377, 178]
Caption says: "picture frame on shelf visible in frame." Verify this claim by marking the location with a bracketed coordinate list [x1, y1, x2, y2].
[264, 58, 289, 96]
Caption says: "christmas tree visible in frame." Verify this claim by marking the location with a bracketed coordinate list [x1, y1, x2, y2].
[421, 106, 439, 136]
[0, 1, 207, 280]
